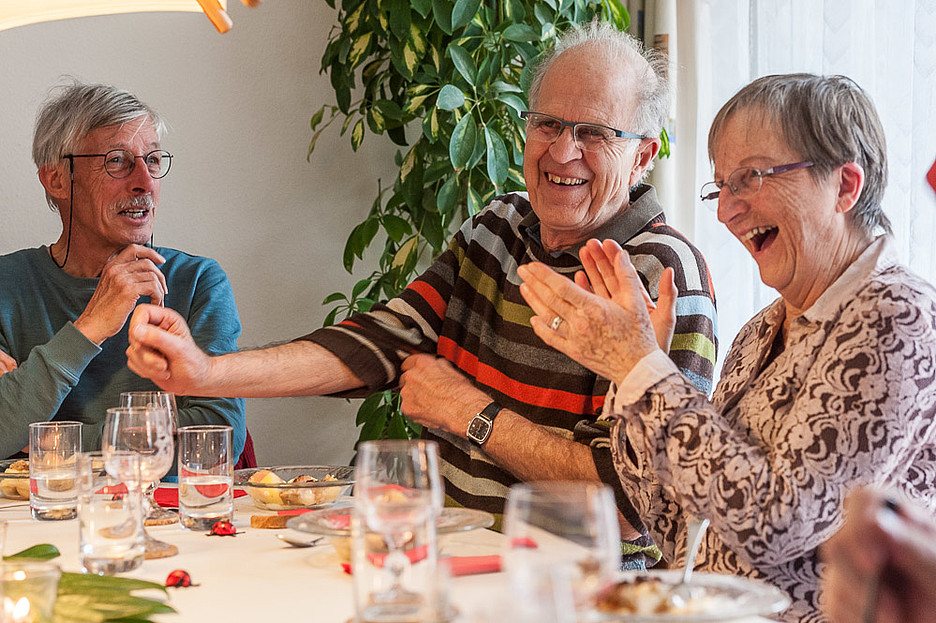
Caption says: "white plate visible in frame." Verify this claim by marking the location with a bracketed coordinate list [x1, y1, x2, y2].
[287, 505, 494, 537]
[589, 570, 791, 622]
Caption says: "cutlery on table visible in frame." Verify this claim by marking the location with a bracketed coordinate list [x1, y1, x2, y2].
[276, 533, 324, 548]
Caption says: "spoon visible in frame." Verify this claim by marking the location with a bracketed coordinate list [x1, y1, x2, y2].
[668, 518, 710, 607]
[276, 533, 324, 548]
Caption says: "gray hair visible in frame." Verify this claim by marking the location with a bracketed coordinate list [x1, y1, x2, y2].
[708, 73, 890, 236]
[528, 19, 671, 138]
[33, 81, 166, 210]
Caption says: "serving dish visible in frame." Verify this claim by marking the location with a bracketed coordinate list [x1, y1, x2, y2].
[287, 505, 495, 562]
[0, 458, 30, 500]
[589, 570, 791, 622]
[233, 465, 354, 511]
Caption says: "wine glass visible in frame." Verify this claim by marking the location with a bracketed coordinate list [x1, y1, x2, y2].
[102, 406, 177, 559]
[118, 392, 179, 524]
[504, 482, 620, 618]
[353, 440, 443, 623]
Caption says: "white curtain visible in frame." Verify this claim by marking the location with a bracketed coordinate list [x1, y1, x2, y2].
[648, 0, 936, 377]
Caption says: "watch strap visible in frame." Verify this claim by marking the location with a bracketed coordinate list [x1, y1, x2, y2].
[478, 401, 502, 422]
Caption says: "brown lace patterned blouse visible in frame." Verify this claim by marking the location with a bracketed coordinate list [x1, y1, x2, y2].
[607, 237, 936, 622]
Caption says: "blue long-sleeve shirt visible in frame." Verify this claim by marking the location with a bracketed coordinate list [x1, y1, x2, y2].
[0, 246, 246, 460]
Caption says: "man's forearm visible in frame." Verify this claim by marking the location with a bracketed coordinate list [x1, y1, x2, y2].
[204, 340, 366, 398]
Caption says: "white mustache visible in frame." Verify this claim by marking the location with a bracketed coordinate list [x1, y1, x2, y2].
[114, 195, 155, 211]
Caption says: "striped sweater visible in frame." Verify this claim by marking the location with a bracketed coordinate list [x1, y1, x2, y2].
[302, 185, 717, 527]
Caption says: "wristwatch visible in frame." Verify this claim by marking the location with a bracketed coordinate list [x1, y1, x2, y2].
[466, 402, 503, 446]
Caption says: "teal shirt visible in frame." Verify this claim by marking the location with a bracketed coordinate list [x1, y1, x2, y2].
[0, 246, 246, 460]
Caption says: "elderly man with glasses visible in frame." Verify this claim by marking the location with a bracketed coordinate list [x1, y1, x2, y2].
[0, 82, 246, 462]
[127, 21, 716, 564]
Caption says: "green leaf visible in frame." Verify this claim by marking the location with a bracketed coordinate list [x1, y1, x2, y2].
[466, 185, 483, 215]
[402, 39, 420, 79]
[432, 0, 453, 35]
[367, 107, 386, 133]
[505, 0, 526, 22]
[448, 43, 476, 86]
[449, 113, 477, 170]
[351, 119, 365, 151]
[451, 0, 482, 30]
[436, 84, 465, 110]
[496, 93, 527, 114]
[399, 144, 425, 208]
[411, 0, 432, 18]
[409, 22, 428, 56]
[492, 80, 522, 94]
[387, 411, 410, 439]
[422, 107, 440, 141]
[54, 572, 173, 623]
[352, 278, 372, 297]
[309, 105, 326, 131]
[437, 174, 460, 215]
[383, 214, 413, 242]
[322, 291, 347, 305]
[602, 0, 630, 30]
[659, 125, 671, 158]
[467, 125, 485, 169]
[356, 392, 387, 426]
[502, 23, 540, 42]
[375, 99, 404, 121]
[5, 544, 61, 560]
[388, 0, 412, 40]
[484, 126, 509, 188]
[347, 31, 373, 69]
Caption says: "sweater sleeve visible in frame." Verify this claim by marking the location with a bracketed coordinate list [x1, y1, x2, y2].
[0, 323, 100, 458]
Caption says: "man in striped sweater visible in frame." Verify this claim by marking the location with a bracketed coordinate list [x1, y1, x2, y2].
[126, 21, 717, 561]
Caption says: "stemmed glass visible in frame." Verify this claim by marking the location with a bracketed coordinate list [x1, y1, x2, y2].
[102, 406, 177, 559]
[118, 392, 179, 524]
[504, 481, 620, 620]
[353, 440, 443, 623]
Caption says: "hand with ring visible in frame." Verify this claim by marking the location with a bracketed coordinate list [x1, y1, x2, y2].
[517, 238, 676, 384]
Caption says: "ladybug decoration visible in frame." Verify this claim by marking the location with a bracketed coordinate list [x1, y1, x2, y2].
[207, 520, 239, 537]
[165, 569, 198, 588]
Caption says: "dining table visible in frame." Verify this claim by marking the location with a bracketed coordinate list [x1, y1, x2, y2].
[0, 490, 779, 623]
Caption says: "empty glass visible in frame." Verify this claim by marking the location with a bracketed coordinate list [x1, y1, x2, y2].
[352, 440, 443, 623]
[504, 482, 620, 617]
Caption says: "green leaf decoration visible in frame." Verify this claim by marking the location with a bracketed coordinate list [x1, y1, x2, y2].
[451, 0, 482, 30]
[5, 544, 61, 560]
[447, 43, 476, 86]
[436, 84, 465, 111]
[449, 114, 477, 170]
[54, 572, 173, 623]
[484, 126, 509, 188]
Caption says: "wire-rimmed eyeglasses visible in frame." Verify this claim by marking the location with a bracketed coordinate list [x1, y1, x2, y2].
[700, 161, 814, 202]
[520, 111, 648, 153]
[65, 149, 173, 179]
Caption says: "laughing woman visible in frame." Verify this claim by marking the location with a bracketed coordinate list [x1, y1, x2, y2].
[517, 74, 936, 623]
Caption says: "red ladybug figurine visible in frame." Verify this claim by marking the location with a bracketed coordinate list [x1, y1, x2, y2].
[165, 569, 197, 588]
[208, 520, 238, 536]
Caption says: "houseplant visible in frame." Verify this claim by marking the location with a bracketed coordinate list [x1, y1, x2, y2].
[309, 0, 635, 444]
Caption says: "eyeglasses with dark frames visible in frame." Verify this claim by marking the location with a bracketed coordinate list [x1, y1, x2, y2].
[700, 161, 814, 203]
[520, 111, 648, 152]
[65, 149, 173, 179]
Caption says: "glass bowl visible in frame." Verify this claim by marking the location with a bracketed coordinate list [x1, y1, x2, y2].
[234, 465, 354, 511]
[0, 459, 30, 500]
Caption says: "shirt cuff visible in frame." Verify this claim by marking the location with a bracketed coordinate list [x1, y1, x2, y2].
[611, 350, 679, 406]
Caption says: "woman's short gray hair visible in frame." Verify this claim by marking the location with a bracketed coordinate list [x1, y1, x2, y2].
[528, 19, 671, 138]
[708, 73, 890, 236]
[33, 81, 166, 210]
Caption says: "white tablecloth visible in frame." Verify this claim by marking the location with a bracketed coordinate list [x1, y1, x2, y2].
[1, 493, 778, 622]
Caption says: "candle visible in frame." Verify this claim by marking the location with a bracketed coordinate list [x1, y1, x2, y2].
[1, 562, 61, 623]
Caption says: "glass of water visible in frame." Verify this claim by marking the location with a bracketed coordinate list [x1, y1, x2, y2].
[77, 451, 145, 575]
[177, 425, 233, 530]
[28, 421, 82, 521]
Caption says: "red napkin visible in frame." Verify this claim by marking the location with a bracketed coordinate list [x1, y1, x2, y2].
[154, 487, 247, 507]
[341, 555, 502, 577]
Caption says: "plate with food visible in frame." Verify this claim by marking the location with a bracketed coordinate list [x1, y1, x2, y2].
[0, 458, 30, 500]
[287, 505, 495, 562]
[590, 570, 790, 622]
[234, 465, 354, 511]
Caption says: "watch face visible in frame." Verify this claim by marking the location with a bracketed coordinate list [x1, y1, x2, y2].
[467, 416, 492, 444]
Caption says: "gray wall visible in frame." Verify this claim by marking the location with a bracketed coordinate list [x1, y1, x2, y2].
[0, 2, 399, 465]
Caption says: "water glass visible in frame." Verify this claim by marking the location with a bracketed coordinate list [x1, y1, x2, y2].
[352, 439, 443, 623]
[77, 451, 145, 575]
[177, 425, 233, 530]
[504, 482, 620, 616]
[1, 560, 62, 623]
[28, 421, 82, 521]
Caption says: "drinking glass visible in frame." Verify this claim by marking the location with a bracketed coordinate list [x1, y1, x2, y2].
[77, 451, 145, 575]
[118, 391, 179, 524]
[177, 425, 233, 530]
[28, 421, 82, 521]
[102, 407, 177, 558]
[1, 561, 61, 623]
[504, 482, 620, 617]
[352, 439, 443, 623]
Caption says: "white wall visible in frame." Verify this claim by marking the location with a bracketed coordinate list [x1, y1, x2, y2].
[0, 2, 399, 465]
